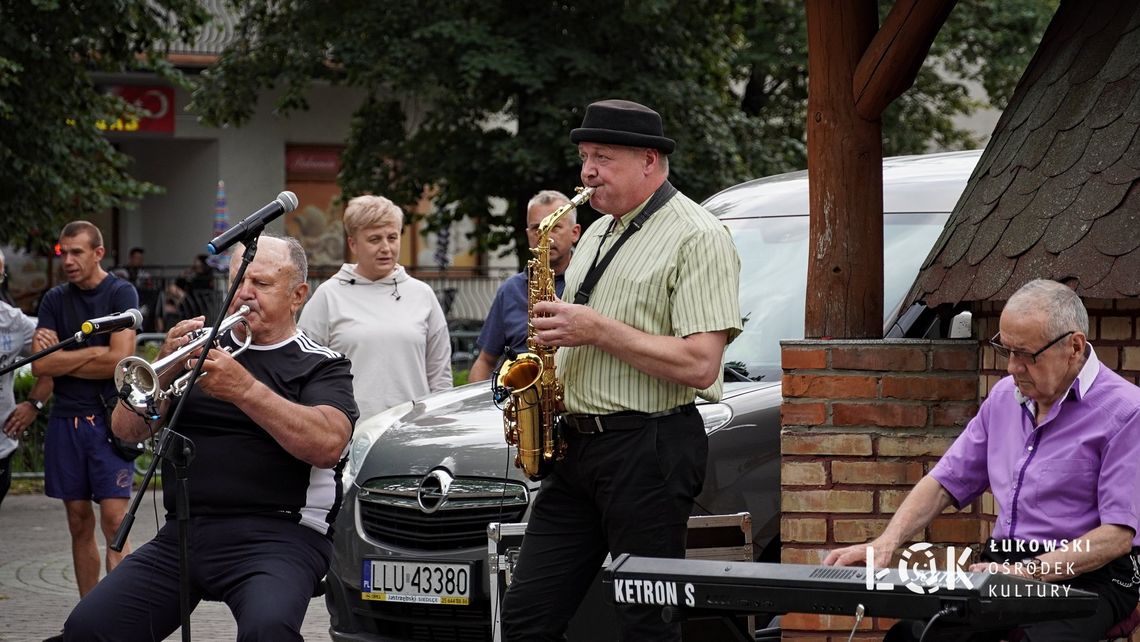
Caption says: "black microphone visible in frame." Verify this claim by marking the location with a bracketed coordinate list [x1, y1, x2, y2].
[80, 309, 143, 336]
[206, 191, 299, 255]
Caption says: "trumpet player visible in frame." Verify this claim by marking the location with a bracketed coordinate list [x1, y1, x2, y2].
[63, 234, 359, 642]
[500, 99, 742, 642]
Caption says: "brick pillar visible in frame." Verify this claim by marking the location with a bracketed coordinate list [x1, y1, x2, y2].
[779, 338, 989, 641]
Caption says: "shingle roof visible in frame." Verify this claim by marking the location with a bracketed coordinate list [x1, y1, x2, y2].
[909, 0, 1140, 307]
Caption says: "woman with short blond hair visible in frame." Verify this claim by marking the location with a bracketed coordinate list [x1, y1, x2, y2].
[299, 195, 452, 420]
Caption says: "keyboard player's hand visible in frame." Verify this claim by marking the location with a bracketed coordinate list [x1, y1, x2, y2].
[823, 539, 894, 569]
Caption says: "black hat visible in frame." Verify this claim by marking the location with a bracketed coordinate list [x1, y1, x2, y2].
[569, 99, 675, 154]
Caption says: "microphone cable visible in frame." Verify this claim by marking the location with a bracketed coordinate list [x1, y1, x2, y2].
[918, 605, 960, 642]
[335, 275, 400, 301]
[490, 348, 516, 410]
[489, 435, 515, 642]
[490, 345, 531, 642]
[845, 604, 864, 642]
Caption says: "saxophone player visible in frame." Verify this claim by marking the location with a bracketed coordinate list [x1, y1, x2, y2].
[501, 99, 742, 641]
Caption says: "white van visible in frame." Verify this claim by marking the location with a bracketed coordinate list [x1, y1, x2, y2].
[705, 149, 981, 382]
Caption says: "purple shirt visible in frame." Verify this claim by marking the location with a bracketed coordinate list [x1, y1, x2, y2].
[931, 347, 1140, 546]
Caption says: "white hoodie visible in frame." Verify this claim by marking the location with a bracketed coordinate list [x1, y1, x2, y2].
[299, 264, 452, 421]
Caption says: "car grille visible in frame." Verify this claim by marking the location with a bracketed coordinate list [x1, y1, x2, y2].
[356, 601, 490, 641]
[358, 476, 529, 550]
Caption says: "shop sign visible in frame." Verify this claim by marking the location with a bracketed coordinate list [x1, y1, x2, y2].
[96, 85, 175, 134]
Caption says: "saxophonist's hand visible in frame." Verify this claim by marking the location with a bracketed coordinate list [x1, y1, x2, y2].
[532, 301, 600, 347]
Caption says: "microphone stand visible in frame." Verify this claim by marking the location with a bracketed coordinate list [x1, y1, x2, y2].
[111, 234, 262, 642]
[0, 330, 95, 377]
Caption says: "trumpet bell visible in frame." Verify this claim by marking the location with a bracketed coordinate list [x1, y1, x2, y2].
[112, 304, 252, 414]
[115, 356, 161, 412]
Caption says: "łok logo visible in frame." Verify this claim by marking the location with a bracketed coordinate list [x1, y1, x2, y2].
[866, 542, 975, 594]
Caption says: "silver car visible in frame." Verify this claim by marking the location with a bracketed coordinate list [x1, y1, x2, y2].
[325, 149, 983, 641]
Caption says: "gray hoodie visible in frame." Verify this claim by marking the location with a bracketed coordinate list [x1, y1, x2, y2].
[298, 264, 452, 421]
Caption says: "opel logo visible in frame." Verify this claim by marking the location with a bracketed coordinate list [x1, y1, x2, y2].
[416, 468, 454, 514]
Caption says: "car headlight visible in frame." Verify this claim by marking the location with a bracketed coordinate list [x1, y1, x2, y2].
[343, 400, 414, 489]
[698, 403, 732, 434]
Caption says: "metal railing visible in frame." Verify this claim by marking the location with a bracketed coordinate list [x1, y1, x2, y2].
[9, 265, 514, 475]
[97, 265, 511, 333]
[304, 265, 513, 322]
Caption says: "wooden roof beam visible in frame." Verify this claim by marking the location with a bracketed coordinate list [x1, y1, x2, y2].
[852, 0, 957, 121]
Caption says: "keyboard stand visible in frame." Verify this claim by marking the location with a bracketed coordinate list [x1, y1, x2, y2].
[661, 606, 753, 642]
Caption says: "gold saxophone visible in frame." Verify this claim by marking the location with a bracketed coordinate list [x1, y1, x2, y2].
[500, 186, 595, 481]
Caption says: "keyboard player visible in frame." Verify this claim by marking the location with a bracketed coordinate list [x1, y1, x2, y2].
[824, 280, 1140, 642]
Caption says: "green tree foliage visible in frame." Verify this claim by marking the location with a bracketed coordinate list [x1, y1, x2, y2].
[882, 0, 1059, 154]
[736, 0, 1058, 171]
[0, 0, 207, 251]
[196, 0, 1053, 267]
[192, 0, 754, 265]
[8, 1, 1051, 265]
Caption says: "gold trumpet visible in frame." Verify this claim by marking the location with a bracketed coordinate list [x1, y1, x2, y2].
[114, 305, 252, 412]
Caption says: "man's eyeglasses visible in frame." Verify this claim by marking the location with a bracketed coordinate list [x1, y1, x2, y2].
[989, 331, 1075, 364]
[526, 222, 566, 234]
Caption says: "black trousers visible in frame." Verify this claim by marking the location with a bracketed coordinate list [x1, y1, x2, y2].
[63, 514, 331, 642]
[501, 406, 707, 641]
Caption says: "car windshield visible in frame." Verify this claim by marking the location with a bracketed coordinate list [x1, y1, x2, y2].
[722, 212, 950, 382]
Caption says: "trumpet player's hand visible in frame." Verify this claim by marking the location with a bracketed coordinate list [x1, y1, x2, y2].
[196, 347, 254, 404]
[532, 301, 601, 347]
[160, 316, 206, 360]
[33, 328, 59, 352]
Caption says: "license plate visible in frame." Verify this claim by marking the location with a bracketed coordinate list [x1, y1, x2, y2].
[361, 559, 472, 605]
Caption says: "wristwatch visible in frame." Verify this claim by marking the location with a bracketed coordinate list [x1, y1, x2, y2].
[27, 399, 44, 413]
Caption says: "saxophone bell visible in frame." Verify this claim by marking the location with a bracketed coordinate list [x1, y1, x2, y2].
[497, 353, 542, 392]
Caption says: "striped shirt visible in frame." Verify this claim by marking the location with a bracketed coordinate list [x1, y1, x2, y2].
[557, 189, 742, 414]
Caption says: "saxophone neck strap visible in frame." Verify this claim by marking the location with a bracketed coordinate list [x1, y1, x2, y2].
[573, 181, 677, 306]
